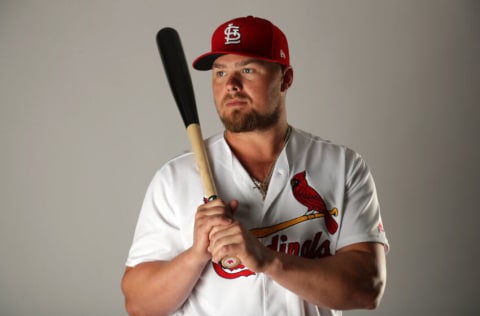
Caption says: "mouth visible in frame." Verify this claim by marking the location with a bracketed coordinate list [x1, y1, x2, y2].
[223, 94, 249, 107]
[225, 98, 247, 107]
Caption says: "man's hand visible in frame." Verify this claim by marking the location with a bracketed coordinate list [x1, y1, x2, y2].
[207, 199, 275, 272]
[193, 198, 236, 262]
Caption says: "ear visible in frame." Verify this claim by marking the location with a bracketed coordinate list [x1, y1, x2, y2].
[281, 66, 294, 92]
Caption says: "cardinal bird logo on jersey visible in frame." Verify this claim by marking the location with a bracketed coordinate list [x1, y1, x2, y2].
[291, 171, 339, 235]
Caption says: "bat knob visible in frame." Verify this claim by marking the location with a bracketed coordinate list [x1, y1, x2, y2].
[220, 256, 241, 269]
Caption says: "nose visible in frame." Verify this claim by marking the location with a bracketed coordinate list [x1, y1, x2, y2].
[225, 73, 242, 92]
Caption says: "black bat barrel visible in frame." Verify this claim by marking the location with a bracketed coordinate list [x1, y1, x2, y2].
[156, 27, 200, 127]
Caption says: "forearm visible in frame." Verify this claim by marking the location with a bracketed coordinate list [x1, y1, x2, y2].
[263, 243, 386, 310]
[121, 248, 209, 316]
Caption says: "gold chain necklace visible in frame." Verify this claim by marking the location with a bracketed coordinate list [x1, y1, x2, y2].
[251, 126, 292, 200]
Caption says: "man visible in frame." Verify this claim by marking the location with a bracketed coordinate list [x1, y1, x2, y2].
[122, 16, 389, 316]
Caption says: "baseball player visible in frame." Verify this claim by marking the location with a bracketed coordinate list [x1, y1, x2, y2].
[122, 16, 389, 316]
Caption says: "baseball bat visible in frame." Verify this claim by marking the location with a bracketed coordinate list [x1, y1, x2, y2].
[156, 27, 240, 269]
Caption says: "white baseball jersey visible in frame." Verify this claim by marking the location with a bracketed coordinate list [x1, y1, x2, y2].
[126, 126, 389, 316]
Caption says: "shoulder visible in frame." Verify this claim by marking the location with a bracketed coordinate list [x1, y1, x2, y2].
[288, 126, 368, 172]
[289, 126, 358, 157]
[204, 132, 225, 147]
[152, 131, 226, 182]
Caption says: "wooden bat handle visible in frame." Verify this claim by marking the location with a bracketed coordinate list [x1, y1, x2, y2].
[186, 124, 217, 199]
[187, 124, 245, 269]
[187, 124, 241, 269]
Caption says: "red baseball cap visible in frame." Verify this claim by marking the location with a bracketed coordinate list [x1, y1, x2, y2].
[193, 16, 290, 70]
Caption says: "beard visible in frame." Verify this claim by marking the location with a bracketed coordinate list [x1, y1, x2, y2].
[220, 103, 282, 133]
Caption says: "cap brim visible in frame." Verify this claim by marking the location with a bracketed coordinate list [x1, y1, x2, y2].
[193, 52, 288, 71]
[192, 53, 225, 71]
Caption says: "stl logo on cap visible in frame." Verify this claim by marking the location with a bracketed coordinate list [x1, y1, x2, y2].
[224, 23, 241, 45]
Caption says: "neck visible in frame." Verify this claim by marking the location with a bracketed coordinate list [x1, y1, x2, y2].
[224, 124, 291, 182]
[225, 123, 290, 155]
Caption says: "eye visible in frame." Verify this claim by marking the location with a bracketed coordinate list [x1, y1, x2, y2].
[243, 68, 254, 74]
[215, 70, 226, 77]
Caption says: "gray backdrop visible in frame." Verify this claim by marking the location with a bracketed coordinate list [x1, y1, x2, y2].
[1, 0, 479, 315]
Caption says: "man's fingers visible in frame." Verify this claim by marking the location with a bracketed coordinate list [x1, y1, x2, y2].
[208, 222, 243, 256]
[228, 199, 239, 216]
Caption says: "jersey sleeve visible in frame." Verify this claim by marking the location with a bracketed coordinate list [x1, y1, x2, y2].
[125, 169, 188, 267]
[336, 149, 389, 252]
